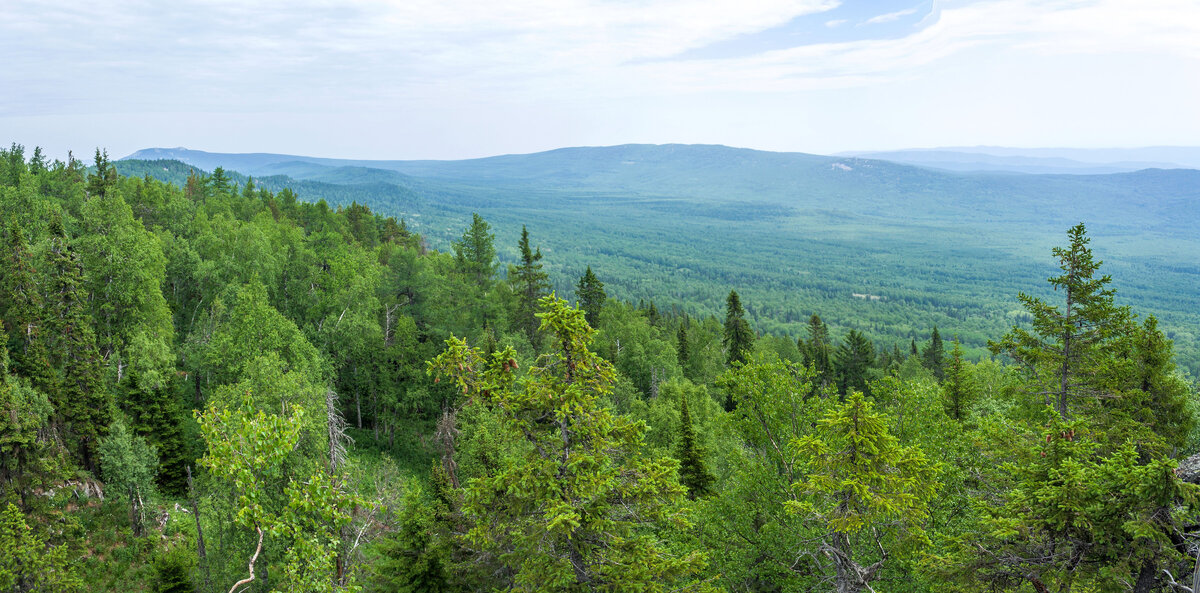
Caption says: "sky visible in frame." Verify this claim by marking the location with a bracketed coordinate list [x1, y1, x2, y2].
[2, 0, 1198, 160]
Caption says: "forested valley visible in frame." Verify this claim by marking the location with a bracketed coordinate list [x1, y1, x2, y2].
[2, 144, 1200, 593]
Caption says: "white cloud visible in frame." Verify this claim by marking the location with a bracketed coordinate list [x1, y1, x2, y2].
[1, 0, 1199, 156]
[863, 6, 919, 25]
[825, 19, 848, 27]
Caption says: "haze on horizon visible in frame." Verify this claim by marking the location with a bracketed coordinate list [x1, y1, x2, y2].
[2, 0, 1198, 161]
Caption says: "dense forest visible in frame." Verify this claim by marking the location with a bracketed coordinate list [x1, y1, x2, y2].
[2, 144, 1199, 593]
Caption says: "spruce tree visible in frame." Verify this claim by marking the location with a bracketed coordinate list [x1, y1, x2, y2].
[1, 223, 55, 395]
[723, 290, 754, 366]
[676, 324, 689, 367]
[921, 326, 945, 380]
[942, 339, 975, 422]
[575, 266, 606, 329]
[800, 314, 834, 389]
[989, 223, 1132, 420]
[510, 225, 550, 347]
[430, 296, 708, 592]
[452, 213, 497, 288]
[676, 397, 714, 500]
[835, 330, 875, 397]
[44, 215, 111, 471]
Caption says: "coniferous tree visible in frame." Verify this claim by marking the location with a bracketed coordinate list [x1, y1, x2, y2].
[85, 148, 117, 199]
[1, 223, 55, 394]
[835, 329, 875, 397]
[647, 301, 660, 327]
[44, 215, 111, 470]
[676, 397, 714, 500]
[431, 296, 709, 592]
[575, 266, 606, 329]
[452, 213, 497, 288]
[792, 392, 937, 593]
[723, 290, 754, 366]
[800, 314, 834, 390]
[942, 339, 975, 422]
[921, 326, 945, 381]
[152, 548, 195, 593]
[989, 223, 1132, 420]
[910, 338, 918, 356]
[510, 226, 550, 347]
[676, 324, 689, 367]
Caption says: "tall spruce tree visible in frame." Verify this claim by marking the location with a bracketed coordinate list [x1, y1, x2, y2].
[575, 266, 606, 329]
[44, 215, 111, 470]
[430, 296, 709, 592]
[723, 290, 754, 366]
[942, 339, 975, 422]
[800, 314, 834, 390]
[676, 397, 714, 500]
[676, 324, 689, 367]
[921, 326, 945, 381]
[835, 330, 875, 397]
[510, 226, 550, 347]
[1, 223, 55, 395]
[989, 223, 1132, 420]
[453, 213, 497, 289]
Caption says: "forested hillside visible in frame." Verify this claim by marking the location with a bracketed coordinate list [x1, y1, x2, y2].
[2, 145, 1200, 593]
[118, 145, 1200, 378]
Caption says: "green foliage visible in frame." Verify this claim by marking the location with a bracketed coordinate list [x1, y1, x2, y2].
[430, 295, 711, 592]
[0, 502, 82, 592]
[452, 213, 497, 289]
[989, 223, 1132, 420]
[790, 392, 939, 593]
[723, 290, 754, 367]
[152, 546, 196, 593]
[97, 419, 158, 535]
[575, 266, 606, 329]
[509, 225, 550, 348]
[677, 397, 715, 500]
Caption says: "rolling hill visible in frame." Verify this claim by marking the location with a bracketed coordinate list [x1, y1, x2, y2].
[118, 144, 1200, 375]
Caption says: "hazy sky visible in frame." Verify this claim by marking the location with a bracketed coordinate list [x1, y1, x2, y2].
[2, 0, 1198, 160]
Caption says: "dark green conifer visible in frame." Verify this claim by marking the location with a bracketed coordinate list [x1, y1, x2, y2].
[575, 266, 606, 328]
[676, 324, 689, 367]
[800, 314, 834, 389]
[922, 326, 945, 381]
[510, 225, 550, 347]
[677, 397, 714, 500]
[723, 290, 754, 366]
[942, 339, 975, 422]
[835, 329, 875, 397]
[45, 214, 111, 471]
[152, 548, 195, 593]
[453, 213, 497, 288]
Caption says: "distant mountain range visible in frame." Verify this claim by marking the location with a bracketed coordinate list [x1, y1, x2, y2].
[840, 146, 1200, 174]
[117, 143, 1200, 376]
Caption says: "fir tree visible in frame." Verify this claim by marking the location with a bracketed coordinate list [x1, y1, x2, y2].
[575, 266, 606, 329]
[676, 397, 714, 500]
[921, 326, 945, 381]
[835, 330, 875, 397]
[800, 314, 834, 389]
[792, 392, 938, 593]
[453, 213, 497, 288]
[676, 324, 689, 367]
[430, 296, 708, 592]
[1, 222, 55, 395]
[723, 290, 754, 366]
[510, 225, 550, 348]
[989, 223, 1132, 420]
[152, 548, 195, 593]
[44, 215, 111, 471]
[85, 148, 117, 199]
[942, 338, 975, 422]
